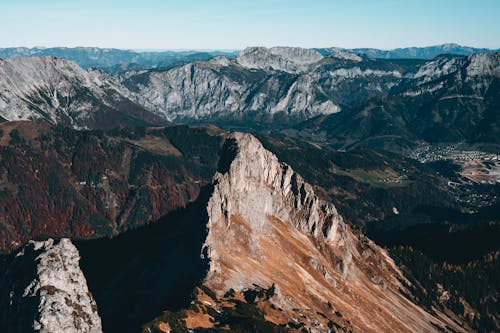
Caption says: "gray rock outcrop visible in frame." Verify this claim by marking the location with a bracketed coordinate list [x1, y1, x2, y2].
[0, 238, 102, 333]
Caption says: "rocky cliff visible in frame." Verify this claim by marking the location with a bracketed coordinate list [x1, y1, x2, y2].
[122, 55, 339, 123]
[199, 133, 466, 332]
[0, 238, 102, 333]
[0, 56, 162, 129]
[236, 46, 324, 73]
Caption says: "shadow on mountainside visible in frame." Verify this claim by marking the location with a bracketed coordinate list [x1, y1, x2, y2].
[75, 185, 213, 333]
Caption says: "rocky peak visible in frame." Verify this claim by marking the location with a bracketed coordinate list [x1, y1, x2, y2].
[236, 46, 324, 73]
[0, 56, 162, 129]
[0, 238, 102, 333]
[413, 55, 465, 83]
[202, 132, 466, 332]
[0, 56, 109, 124]
[466, 52, 500, 77]
[207, 55, 232, 67]
[0, 56, 100, 90]
[328, 51, 363, 62]
[209, 132, 344, 241]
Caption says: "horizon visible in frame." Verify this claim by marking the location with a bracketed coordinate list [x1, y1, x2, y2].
[1, 0, 499, 50]
[1, 43, 499, 53]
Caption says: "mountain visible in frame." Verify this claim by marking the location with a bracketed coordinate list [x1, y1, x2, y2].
[317, 43, 500, 59]
[0, 47, 238, 71]
[121, 53, 340, 123]
[191, 132, 464, 332]
[236, 46, 325, 73]
[0, 56, 164, 129]
[0, 123, 497, 331]
[1, 49, 498, 132]
[52, 132, 468, 332]
[294, 52, 500, 151]
[0, 238, 102, 333]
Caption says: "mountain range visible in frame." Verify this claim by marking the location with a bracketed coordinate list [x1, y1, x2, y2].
[317, 43, 500, 59]
[0, 44, 499, 332]
[0, 47, 238, 71]
[0, 46, 498, 151]
[1, 44, 497, 71]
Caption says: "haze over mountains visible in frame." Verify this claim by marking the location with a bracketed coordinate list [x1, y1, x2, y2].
[0, 43, 499, 332]
[0, 47, 238, 71]
[1, 43, 497, 71]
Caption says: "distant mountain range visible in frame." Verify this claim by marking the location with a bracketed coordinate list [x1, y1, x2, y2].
[0, 44, 497, 71]
[317, 43, 500, 59]
[0, 47, 498, 151]
[0, 46, 238, 71]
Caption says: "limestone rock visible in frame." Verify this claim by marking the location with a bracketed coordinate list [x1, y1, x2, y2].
[202, 132, 468, 332]
[0, 238, 102, 333]
[0, 56, 158, 129]
[236, 46, 324, 73]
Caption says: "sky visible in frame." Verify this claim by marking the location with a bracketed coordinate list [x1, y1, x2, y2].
[1, 0, 499, 50]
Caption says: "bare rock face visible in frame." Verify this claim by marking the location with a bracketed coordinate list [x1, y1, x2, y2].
[466, 52, 500, 78]
[202, 132, 467, 332]
[0, 238, 102, 333]
[236, 46, 324, 73]
[0, 56, 160, 129]
[125, 59, 339, 122]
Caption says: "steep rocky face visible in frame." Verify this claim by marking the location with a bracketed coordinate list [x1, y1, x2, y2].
[0, 238, 102, 333]
[123, 58, 339, 123]
[0, 56, 163, 129]
[236, 46, 324, 73]
[394, 53, 500, 144]
[201, 133, 466, 332]
[309, 56, 417, 109]
[407, 53, 500, 94]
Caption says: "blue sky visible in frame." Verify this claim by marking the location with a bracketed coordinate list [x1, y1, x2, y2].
[1, 0, 499, 50]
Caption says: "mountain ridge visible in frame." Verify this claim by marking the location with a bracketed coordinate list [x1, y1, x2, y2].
[0, 51, 498, 150]
[140, 131, 467, 332]
[0, 56, 165, 129]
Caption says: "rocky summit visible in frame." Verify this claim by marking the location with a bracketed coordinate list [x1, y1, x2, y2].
[236, 46, 325, 73]
[0, 56, 163, 129]
[0, 238, 102, 333]
[142, 133, 467, 332]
